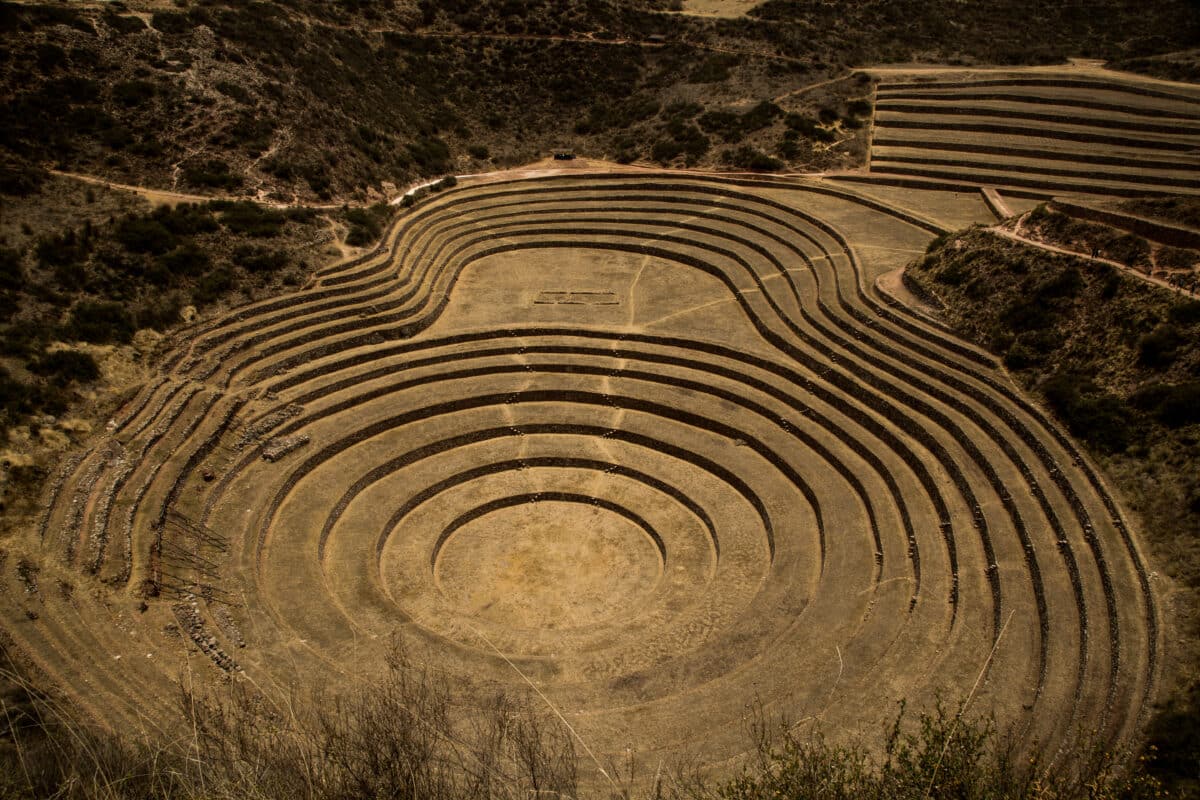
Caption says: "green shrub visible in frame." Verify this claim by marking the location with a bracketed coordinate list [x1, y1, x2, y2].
[1109, 232, 1151, 267]
[698, 110, 743, 142]
[1003, 343, 1041, 370]
[29, 350, 100, 385]
[1133, 380, 1200, 427]
[135, 293, 184, 331]
[286, 208, 317, 225]
[846, 98, 872, 118]
[689, 53, 738, 83]
[999, 295, 1056, 332]
[1138, 323, 1184, 369]
[35, 43, 66, 72]
[1031, 266, 1082, 299]
[64, 301, 136, 345]
[116, 218, 177, 255]
[211, 201, 287, 237]
[99, 124, 133, 150]
[159, 244, 211, 277]
[1042, 372, 1132, 453]
[152, 204, 220, 236]
[725, 146, 783, 171]
[407, 136, 451, 174]
[263, 157, 297, 180]
[345, 204, 391, 246]
[193, 267, 238, 306]
[103, 11, 148, 34]
[215, 80, 252, 104]
[651, 119, 709, 164]
[0, 159, 49, 196]
[35, 229, 93, 269]
[234, 245, 289, 273]
[303, 165, 332, 199]
[1167, 299, 1200, 326]
[224, 118, 274, 156]
[111, 79, 158, 107]
[183, 159, 243, 190]
[776, 136, 801, 160]
[1156, 246, 1198, 271]
[0, 290, 17, 322]
[1002, 331, 1056, 370]
[784, 112, 836, 142]
[150, 11, 191, 34]
[739, 100, 782, 132]
[924, 233, 951, 255]
[0, 366, 34, 422]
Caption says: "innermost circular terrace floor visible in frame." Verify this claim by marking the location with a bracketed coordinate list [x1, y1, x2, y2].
[434, 499, 665, 630]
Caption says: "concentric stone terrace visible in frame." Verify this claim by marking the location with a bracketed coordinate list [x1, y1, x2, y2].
[869, 71, 1200, 197]
[8, 173, 1158, 776]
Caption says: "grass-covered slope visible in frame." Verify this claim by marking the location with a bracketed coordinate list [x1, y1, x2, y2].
[908, 229, 1200, 795]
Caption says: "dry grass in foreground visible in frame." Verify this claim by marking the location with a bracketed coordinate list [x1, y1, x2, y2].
[0, 641, 1162, 800]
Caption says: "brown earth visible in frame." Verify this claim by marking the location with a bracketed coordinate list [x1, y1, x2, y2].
[1, 167, 1158, 791]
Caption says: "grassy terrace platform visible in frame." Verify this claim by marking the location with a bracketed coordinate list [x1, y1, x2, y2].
[868, 69, 1200, 199]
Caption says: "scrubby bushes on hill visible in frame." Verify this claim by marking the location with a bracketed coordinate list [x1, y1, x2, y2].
[1117, 196, 1200, 231]
[699, 101, 783, 144]
[0, 190, 330, 437]
[29, 350, 100, 386]
[344, 203, 392, 246]
[183, 159, 244, 190]
[910, 230, 1200, 453]
[211, 201, 288, 237]
[726, 147, 784, 172]
[63, 300, 136, 345]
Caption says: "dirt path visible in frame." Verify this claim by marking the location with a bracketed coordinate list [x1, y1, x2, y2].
[51, 170, 221, 206]
[874, 267, 946, 325]
[51, 170, 344, 210]
[770, 71, 857, 105]
[987, 226, 1187, 294]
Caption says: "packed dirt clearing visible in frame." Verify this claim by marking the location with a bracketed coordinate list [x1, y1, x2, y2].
[677, 0, 759, 18]
[6, 170, 1159, 787]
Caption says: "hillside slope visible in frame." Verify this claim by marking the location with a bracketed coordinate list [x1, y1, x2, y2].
[2, 0, 1198, 202]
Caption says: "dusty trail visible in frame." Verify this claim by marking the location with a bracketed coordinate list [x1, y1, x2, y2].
[986, 226, 1186, 294]
[50, 170, 344, 209]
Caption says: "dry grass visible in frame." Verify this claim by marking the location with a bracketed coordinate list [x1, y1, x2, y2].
[0, 639, 579, 800]
[0, 645, 1161, 800]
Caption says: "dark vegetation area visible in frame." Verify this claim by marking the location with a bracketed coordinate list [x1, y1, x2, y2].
[1, 0, 1196, 201]
[742, 0, 1197, 65]
[0, 184, 333, 445]
[1115, 197, 1200, 232]
[1113, 48, 1200, 84]
[909, 230, 1200, 797]
[0, 640, 1162, 799]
